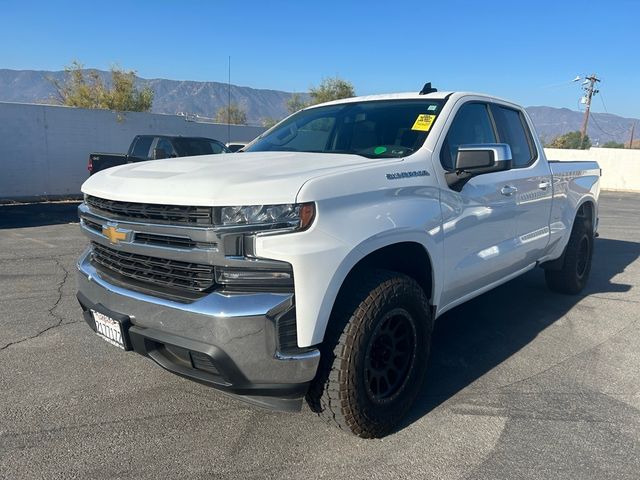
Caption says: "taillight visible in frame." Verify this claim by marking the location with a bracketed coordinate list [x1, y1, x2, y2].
[88, 156, 94, 173]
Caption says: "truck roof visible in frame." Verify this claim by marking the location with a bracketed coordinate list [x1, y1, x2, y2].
[135, 134, 222, 142]
[307, 91, 520, 110]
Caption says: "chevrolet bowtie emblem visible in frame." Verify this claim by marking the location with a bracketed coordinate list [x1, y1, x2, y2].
[102, 225, 130, 244]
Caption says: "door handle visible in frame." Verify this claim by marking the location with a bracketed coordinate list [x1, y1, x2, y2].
[500, 185, 518, 196]
[538, 181, 551, 190]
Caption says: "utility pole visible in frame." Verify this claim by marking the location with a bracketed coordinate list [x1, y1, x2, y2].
[579, 74, 601, 149]
[228, 55, 231, 144]
[629, 122, 636, 149]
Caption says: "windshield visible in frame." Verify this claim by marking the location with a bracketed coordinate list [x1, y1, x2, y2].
[245, 99, 443, 158]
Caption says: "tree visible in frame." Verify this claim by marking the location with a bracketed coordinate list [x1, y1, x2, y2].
[547, 131, 591, 150]
[215, 103, 247, 125]
[602, 141, 625, 149]
[51, 61, 104, 109]
[108, 67, 154, 112]
[261, 117, 279, 128]
[51, 61, 153, 112]
[308, 76, 355, 105]
[286, 93, 307, 114]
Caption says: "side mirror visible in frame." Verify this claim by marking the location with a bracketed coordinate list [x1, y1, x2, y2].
[153, 147, 167, 160]
[455, 143, 512, 171]
[447, 143, 513, 191]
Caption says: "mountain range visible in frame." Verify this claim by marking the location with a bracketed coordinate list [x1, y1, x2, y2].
[526, 106, 636, 146]
[0, 69, 637, 145]
[0, 68, 296, 125]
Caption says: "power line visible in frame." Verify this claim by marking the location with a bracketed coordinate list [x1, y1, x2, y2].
[589, 110, 630, 137]
[589, 112, 618, 137]
[599, 91, 609, 114]
[588, 112, 633, 149]
[573, 75, 636, 146]
[538, 79, 581, 90]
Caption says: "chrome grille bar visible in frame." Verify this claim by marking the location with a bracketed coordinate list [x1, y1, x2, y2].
[90, 242, 215, 293]
[85, 195, 214, 226]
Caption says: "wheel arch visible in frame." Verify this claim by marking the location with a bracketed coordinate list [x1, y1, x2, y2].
[576, 198, 596, 231]
[339, 242, 434, 303]
[311, 237, 438, 346]
[542, 197, 597, 271]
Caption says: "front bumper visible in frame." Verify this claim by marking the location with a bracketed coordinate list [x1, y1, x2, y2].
[76, 249, 319, 411]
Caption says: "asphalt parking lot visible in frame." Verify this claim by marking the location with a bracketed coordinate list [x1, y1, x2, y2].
[1, 192, 639, 479]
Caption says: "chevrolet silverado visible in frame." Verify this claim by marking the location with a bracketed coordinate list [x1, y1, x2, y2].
[76, 85, 600, 437]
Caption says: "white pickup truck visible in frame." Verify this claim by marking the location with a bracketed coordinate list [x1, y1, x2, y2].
[76, 86, 600, 437]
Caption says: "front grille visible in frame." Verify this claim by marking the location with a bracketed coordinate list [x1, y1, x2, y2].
[86, 195, 214, 226]
[90, 242, 215, 293]
[134, 233, 199, 249]
[82, 218, 213, 250]
[82, 218, 103, 232]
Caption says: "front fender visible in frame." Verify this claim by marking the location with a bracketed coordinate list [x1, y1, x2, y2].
[255, 188, 443, 347]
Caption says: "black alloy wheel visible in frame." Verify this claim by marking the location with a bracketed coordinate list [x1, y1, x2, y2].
[364, 308, 417, 404]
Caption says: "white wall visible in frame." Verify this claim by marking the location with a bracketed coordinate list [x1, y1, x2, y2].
[1, 103, 637, 200]
[545, 148, 640, 193]
[0, 102, 265, 201]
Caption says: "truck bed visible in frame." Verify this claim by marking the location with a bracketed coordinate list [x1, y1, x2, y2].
[89, 153, 130, 175]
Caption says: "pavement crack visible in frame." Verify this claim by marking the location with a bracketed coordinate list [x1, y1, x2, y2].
[48, 258, 70, 321]
[0, 252, 80, 263]
[0, 259, 72, 352]
[589, 294, 640, 304]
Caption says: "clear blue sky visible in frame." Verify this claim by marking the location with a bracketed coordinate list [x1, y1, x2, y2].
[1, 0, 638, 117]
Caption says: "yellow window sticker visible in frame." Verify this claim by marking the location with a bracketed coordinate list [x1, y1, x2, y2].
[412, 114, 437, 132]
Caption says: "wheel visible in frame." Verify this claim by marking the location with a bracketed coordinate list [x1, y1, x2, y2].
[307, 270, 433, 438]
[545, 214, 594, 294]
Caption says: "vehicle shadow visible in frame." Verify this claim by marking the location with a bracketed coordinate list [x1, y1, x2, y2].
[400, 237, 640, 430]
[0, 202, 81, 229]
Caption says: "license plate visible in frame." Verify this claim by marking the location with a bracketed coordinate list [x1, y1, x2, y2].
[91, 310, 125, 349]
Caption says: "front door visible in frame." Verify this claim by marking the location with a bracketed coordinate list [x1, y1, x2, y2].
[436, 101, 523, 309]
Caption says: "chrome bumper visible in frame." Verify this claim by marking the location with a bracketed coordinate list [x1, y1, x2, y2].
[76, 249, 319, 411]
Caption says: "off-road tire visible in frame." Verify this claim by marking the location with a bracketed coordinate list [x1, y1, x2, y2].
[545, 214, 594, 294]
[306, 270, 433, 438]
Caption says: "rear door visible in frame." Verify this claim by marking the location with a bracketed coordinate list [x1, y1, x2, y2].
[489, 103, 553, 266]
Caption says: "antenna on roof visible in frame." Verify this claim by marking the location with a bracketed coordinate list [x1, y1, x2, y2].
[419, 82, 437, 95]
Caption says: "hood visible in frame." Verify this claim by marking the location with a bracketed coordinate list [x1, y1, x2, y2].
[81, 151, 377, 206]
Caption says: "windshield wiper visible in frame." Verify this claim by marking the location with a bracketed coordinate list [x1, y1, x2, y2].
[315, 149, 368, 158]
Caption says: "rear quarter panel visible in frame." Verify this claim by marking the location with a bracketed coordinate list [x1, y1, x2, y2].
[544, 160, 600, 262]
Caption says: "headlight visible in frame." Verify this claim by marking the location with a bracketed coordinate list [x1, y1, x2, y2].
[215, 266, 293, 287]
[219, 202, 315, 231]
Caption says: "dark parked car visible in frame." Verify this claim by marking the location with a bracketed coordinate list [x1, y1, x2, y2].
[226, 142, 247, 152]
[88, 135, 230, 176]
